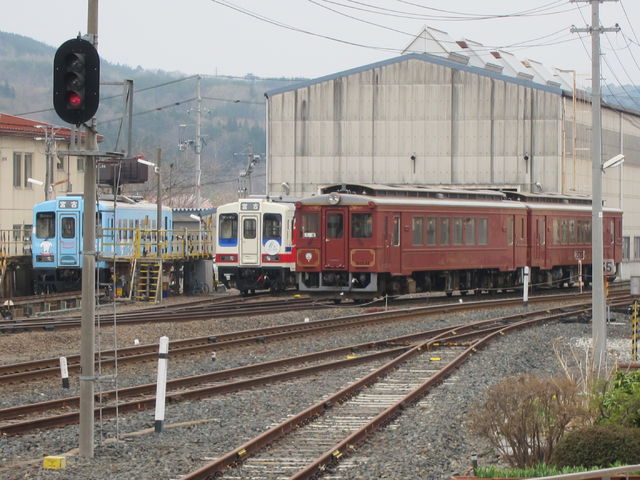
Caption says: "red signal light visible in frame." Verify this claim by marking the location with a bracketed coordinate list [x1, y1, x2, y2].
[67, 91, 83, 108]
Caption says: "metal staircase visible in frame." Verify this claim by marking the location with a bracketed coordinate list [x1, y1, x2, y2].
[130, 258, 162, 303]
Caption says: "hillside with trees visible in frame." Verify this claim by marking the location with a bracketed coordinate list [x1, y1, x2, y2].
[0, 31, 301, 205]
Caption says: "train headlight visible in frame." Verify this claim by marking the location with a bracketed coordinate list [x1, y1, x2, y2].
[328, 192, 341, 205]
[264, 254, 281, 262]
[305, 252, 313, 262]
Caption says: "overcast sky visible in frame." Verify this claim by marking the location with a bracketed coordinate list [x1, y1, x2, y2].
[3, 0, 640, 90]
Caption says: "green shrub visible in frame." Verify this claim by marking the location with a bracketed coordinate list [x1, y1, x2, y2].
[600, 370, 640, 427]
[475, 463, 595, 478]
[550, 424, 640, 468]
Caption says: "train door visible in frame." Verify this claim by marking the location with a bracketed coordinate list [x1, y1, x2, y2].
[531, 215, 546, 268]
[57, 212, 80, 266]
[381, 213, 402, 273]
[239, 213, 260, 265]
[322, 208, 347, 269]
[389, 214, 402, 272]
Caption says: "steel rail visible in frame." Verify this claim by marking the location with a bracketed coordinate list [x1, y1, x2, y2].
[178, 308, 597, 480]
[0, 293, 602, 385]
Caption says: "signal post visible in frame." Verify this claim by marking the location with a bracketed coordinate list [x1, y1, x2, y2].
[52, 0, 101, 458]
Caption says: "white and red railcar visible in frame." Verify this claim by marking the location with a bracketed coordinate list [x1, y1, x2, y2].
[215, 198, 297, 294]
[294, 184, 622, 299]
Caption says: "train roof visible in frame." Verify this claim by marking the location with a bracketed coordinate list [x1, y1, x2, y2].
[298, 192, 527, 210]
[298, 190, 622, 213]
[320, 183, 506, 201]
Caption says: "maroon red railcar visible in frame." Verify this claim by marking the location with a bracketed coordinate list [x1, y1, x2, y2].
[294, 184, 622, 299]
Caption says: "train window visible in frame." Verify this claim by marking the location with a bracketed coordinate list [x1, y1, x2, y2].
[327, 213, 344, 239]
[412, 217, 424, 245]
[352, 213, 372, 239]
[243, 218, 257, 239]
[439, 218, 449, 245]
[507, 217, 514, 246]
[61, 217, 75, 239]
[453, 217, 463, 245]
[538, 218, 545, 245]
[610, 219, 615, 245]
[478, 218, 488, 245]
[465, 218, 475, 245]
[569, 220, 576, 243]
[263, 214, 282, 240]
[129, 219, 134, 240]
[35, 212, 55, 239]
[392, 216, 400, 246]
[426, 217, 436, 246]
[219, 214, 238, 241]
[301, 213, 319, 238]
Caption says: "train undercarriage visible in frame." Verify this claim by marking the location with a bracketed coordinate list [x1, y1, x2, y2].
[298, 263, 604, 299]
[218, 267, 297, 295]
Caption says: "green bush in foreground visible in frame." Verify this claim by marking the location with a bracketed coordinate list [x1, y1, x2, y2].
[474, 463, 593, 478]
[550, 424, 640, 468]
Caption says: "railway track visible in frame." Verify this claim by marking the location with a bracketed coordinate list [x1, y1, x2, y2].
[179, 304, 597, 480]
[0, 291, 610, 385]
[0, 295, 331, 333]
[0, 300, 594, 436]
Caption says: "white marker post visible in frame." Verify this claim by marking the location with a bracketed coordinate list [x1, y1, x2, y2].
[59, 357, 69, 389]
[154, 336, 169, 433]
[522, 266, 530, 307]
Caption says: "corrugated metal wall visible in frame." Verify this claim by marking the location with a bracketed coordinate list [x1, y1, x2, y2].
[267, 57, 563, 198]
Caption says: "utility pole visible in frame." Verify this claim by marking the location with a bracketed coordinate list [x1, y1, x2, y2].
[571, 0, 620, 376]
[80, 0, 99, 458]
[195, 75, 202, 211]
[156, 148, 162, 257]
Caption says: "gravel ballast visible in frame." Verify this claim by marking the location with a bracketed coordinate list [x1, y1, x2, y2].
[0, 297, 635, 480]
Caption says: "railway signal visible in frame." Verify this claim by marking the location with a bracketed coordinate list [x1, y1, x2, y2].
[53, 38, 100, 125]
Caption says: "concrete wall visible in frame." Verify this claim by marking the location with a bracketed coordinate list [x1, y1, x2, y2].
[0, 134, 82, 233]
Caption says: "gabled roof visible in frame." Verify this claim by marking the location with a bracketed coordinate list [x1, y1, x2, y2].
[0, 113, 103, 142]
[0, 113, 66, 139]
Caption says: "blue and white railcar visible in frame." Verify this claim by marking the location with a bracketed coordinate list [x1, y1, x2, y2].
[32, 195, 172, 293]
[215, 198, 296, 294]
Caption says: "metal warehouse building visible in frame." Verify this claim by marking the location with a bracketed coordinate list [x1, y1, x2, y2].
[264, 27, 640, 279]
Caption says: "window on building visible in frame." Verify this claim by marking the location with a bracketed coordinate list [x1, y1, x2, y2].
[77, 157, 85, 172]
[634, 237, 640, 260]
[465, 217, 475, 245]
[623, 236, 630, 261]
[13, 152, 21, 187]
[412, 217, 424, 245]
[478, 218, 488, 245]
[243, 218, 256, 239]
[439, 218, 449, 245]
[453, 217, 463, 245]
[12, 224, 21, 241]
[351, 213, 372, 239]
[263, 213, 282, 239]
[23, 153, 32, 188]
[23, 224, 32, 242]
